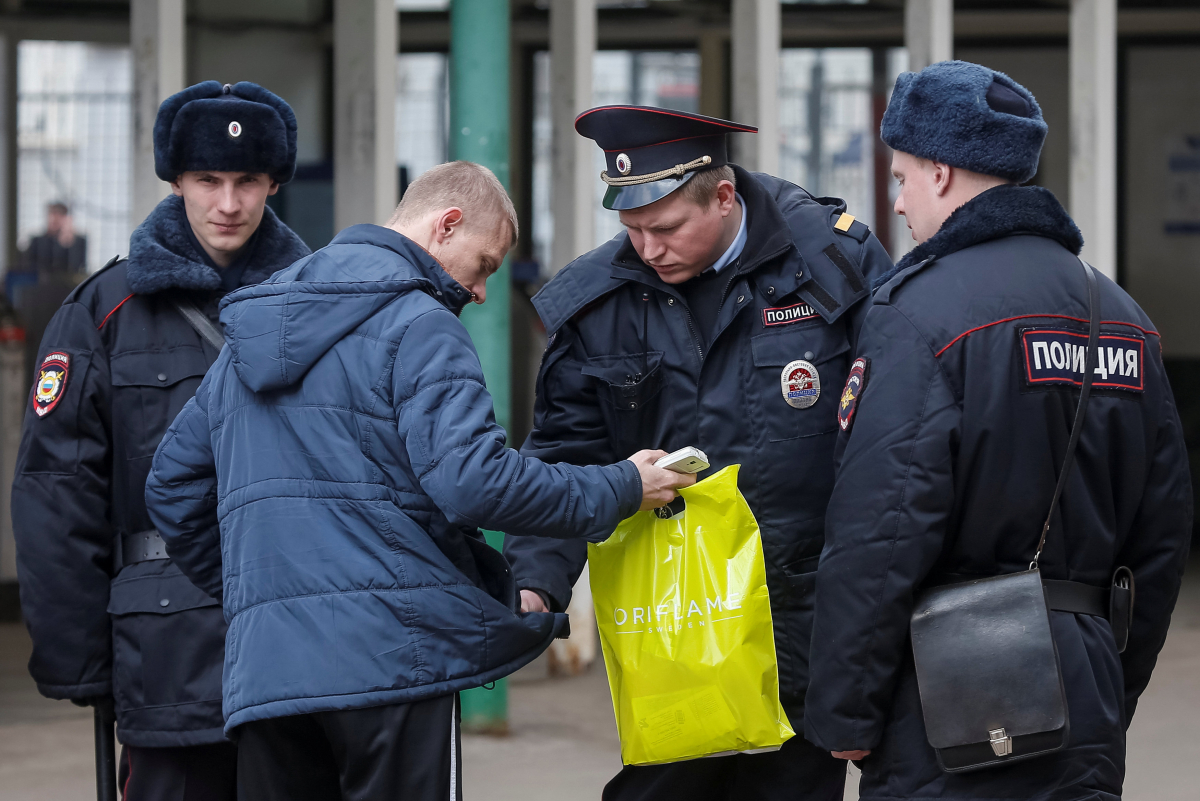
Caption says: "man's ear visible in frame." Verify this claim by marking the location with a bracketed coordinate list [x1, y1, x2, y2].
[715, 180, 737, 214]
[267, 180, 280, 197]
[170, 180, 184, 197]
[433, 207, 465, 244]
[931, 161, 952, 197]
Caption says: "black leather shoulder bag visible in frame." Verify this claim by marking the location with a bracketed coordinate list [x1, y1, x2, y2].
[909, 257, 1118, 773]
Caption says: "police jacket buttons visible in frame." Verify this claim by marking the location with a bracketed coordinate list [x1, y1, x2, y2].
[767, 287, 775, 295]
[159, 599, 170, 607]
[157, 373, 167, 382]
[805, 351, 815, 360]
[667, 298, 675, 306]
[737, 295, 745, 303]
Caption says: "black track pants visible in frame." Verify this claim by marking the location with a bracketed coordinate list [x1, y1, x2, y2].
[602, 732, 846, 801]
[118, 742, 238, 801]
[235, 694, 461, 801]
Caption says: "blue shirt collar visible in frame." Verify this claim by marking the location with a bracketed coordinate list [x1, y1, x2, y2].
[709, 193, 748, 274]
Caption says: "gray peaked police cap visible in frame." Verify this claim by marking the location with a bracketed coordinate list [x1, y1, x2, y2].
[154, 81, 298, 184]
[882, 60, 1047, 184]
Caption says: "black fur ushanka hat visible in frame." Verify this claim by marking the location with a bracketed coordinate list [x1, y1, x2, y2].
[154, 81, 297, 184]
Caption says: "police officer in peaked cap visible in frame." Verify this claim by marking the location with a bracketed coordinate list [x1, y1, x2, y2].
[804, 61, 1192, 799]
[12, 81, 311, 800]
[502, 106, 894, 800]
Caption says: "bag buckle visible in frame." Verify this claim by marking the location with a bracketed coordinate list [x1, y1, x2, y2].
[988, 728, 1012, 757]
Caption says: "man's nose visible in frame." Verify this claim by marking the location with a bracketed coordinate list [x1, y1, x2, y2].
[642, 235, 666, 261]
[216, 185, 240, 215]
[471, 284, 486, 304]
[894, 195, 905, 217]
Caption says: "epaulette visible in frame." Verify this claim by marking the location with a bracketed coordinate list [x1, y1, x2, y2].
[532, 257, 625, 337]
[64, 255, 124, 304]
[782, 200, 871, 323]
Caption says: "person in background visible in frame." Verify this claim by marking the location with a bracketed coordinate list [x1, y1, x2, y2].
[14, 202, 88, 387]
[12, 81, 311, 801]
[804, 60, 1192, 801]
[144, 160, 693, 801]
[20, 201, 87, 278]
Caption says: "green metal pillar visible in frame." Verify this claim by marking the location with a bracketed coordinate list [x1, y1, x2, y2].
[450, 0, 512, 736]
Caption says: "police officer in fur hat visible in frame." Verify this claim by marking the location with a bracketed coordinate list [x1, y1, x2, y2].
[805, 61, 1191, 800]
[502, 106, 894, 800]
[13, 81, 311, 800]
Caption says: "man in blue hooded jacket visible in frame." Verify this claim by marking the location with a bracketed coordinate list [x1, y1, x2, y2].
[144, 159, 691, 801]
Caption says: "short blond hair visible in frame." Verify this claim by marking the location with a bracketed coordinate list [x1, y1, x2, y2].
[679, 165, 736, 207]
[388, 161, 519, 245]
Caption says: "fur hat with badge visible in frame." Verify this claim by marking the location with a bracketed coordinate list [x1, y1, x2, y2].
[882, 60, 1047, 184]
[154, 81, 297, 185]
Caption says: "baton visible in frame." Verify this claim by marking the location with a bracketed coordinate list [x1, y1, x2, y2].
[93, 697, 117, 801]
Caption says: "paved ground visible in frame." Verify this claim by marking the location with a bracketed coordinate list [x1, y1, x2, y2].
[3, 558, 1197, 800]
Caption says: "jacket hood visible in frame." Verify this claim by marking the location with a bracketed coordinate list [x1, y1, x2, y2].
[219, 224, 471, 393]
[880, 184, 1083, 286]
[126, 194, 311, 295]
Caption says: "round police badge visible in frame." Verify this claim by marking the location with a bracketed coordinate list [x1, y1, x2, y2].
[781, 359, 820, 410]
[33, 351, 69, 418]
[615, 153, 632, 175]
[228, 121, 242, 138]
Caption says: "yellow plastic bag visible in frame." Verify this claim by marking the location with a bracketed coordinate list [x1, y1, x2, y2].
[588, 465, 794, 765]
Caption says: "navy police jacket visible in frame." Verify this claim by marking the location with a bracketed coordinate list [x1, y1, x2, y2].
[503, 166, 893, 717]
[804, 186, 1192, 800]
[12, 195, 310, 747]
[144, 225, 642, 734]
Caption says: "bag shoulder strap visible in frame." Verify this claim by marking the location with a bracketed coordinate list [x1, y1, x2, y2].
[1032, 257, 1100, 569]
[172, 295, 225, 352]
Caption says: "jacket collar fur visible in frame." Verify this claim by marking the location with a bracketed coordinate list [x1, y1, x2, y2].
[884, 184, 1083, 285]
[126, 194, 311, 295]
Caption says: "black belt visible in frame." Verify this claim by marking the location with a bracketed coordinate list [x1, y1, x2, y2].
[1042, 579, 1107, 617]
[121, 530, 169, 565]
[933, 575, 1108, 618]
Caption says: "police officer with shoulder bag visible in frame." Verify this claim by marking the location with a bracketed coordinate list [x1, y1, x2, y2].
[804, 61, 1192, 801]
[12, 82, 311, 800]
[503, 106, 894, 801]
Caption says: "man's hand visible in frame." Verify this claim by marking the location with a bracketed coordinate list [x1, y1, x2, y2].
[832, 750, 870, 761]
[520, 589, 548, 613]
[628, 449, 697, 510]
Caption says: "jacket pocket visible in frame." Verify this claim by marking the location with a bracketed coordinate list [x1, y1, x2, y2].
[464, 534, 518, 612]
[772, 566, 818, 704]
[581, 351, 665, 459]
[110, 346, 211, 460]
[108, 565, 225, 713]
[751, 325, 850, 443]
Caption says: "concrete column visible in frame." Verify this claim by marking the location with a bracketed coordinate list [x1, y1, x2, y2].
[131, 0, 185, 224]
[333, 0, 398, 232]
[698, 28, 727, 120]
[730, 0, 779, 174]
[1069, 0, 1117, 279]
[905, 0, 954, 72]
[549, 0, 595, 272]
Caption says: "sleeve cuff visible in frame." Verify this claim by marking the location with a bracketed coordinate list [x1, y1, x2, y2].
[613, 459, 642, 521]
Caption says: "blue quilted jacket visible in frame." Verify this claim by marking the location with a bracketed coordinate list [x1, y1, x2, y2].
[145, 224, 640, 732]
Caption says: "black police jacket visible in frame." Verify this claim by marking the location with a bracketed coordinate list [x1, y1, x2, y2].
[12, 195, 309, 747]
[503, 166, 893, 717]
[804, 185, 1192, 800]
